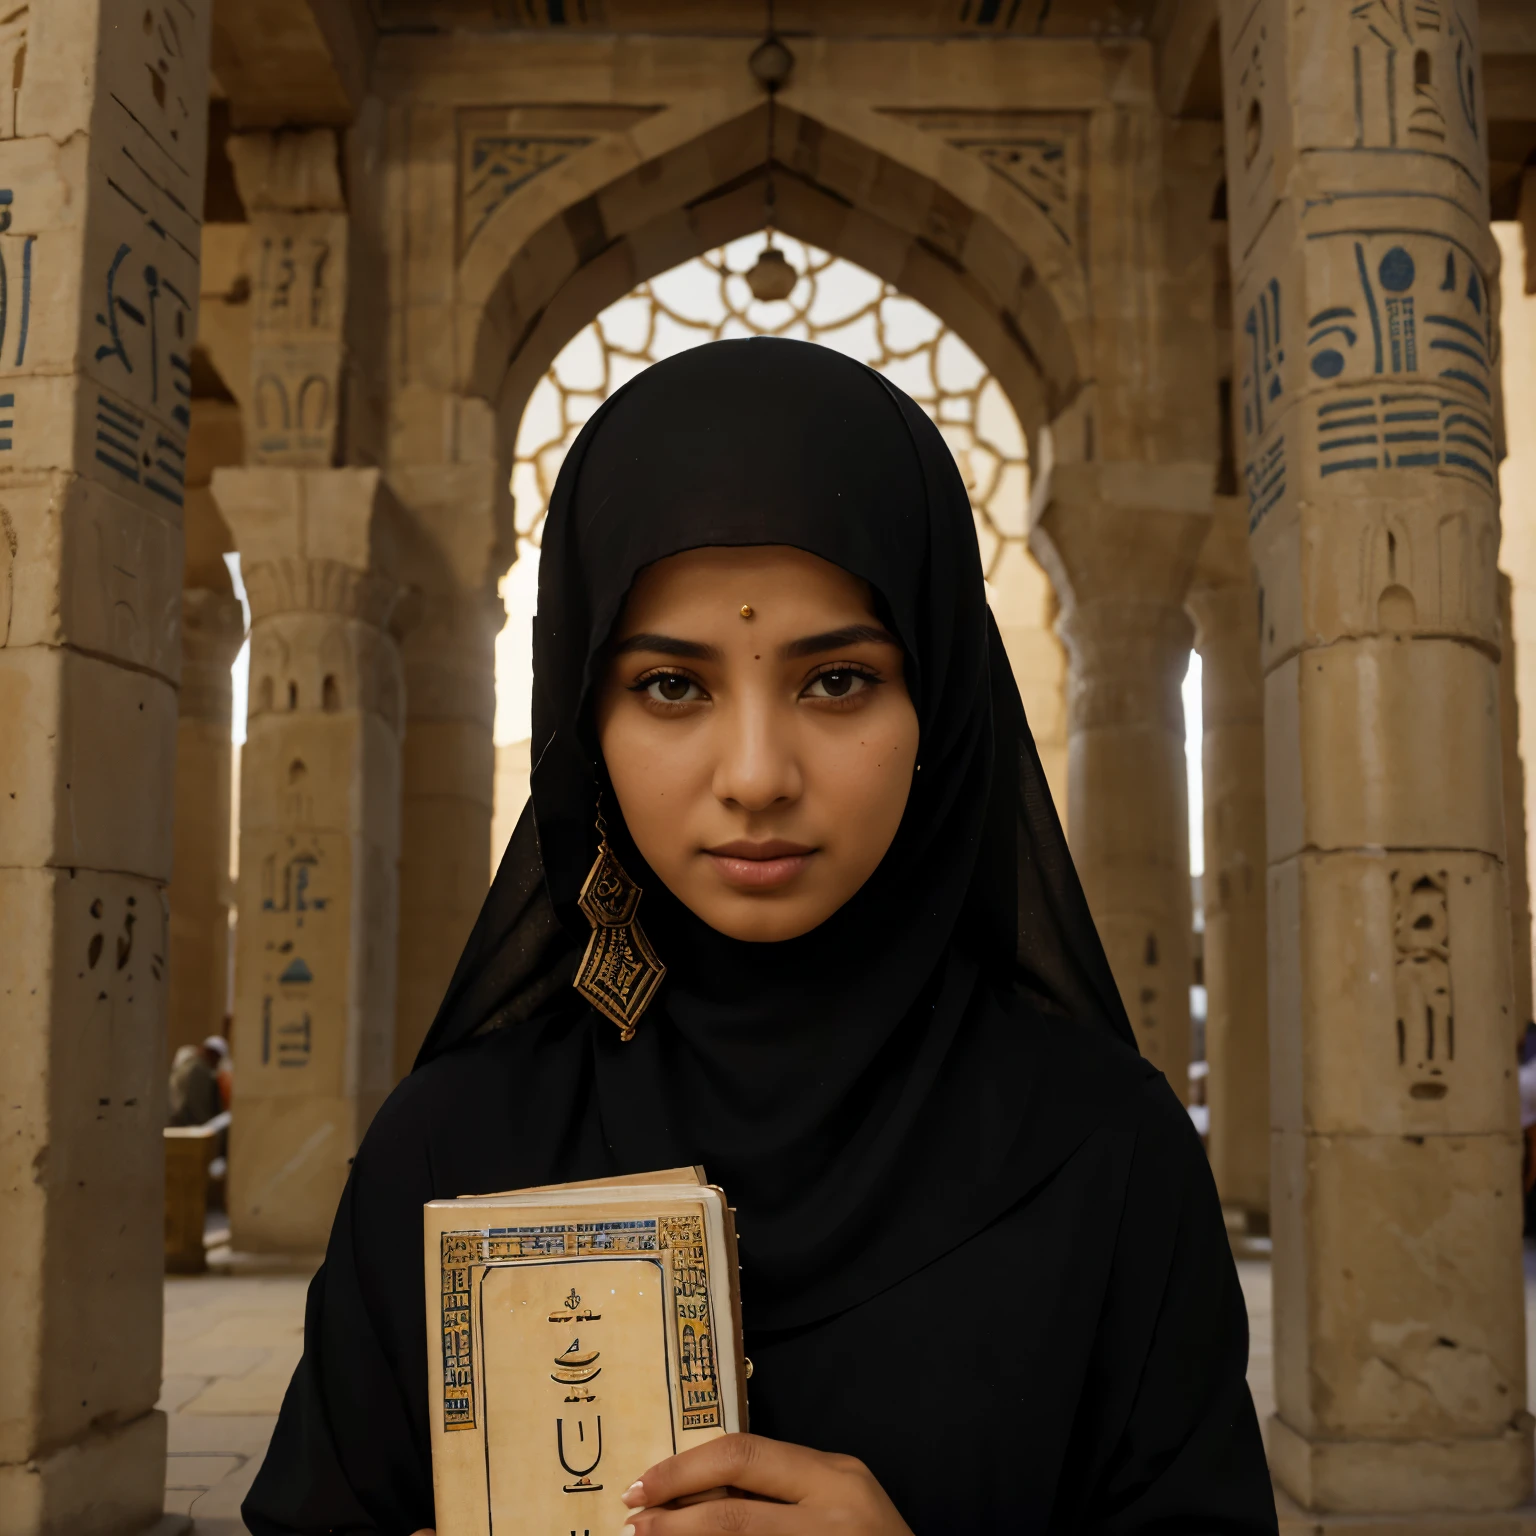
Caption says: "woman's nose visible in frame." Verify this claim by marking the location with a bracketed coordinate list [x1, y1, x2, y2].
[711, 694, 802, 812]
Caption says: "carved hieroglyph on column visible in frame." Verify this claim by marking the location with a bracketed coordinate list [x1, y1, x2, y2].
[0, 2, 211, 1530]
[1221, 0, 1528, 1516]
[1187, 496, 1268, 1227]
[227, 130, 348, 467]
[214, 466, 404, 1252]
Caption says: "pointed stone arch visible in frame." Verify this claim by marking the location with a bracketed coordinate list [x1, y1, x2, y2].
[457, 100, 1089, 451]
[490, 169, 1056, 473]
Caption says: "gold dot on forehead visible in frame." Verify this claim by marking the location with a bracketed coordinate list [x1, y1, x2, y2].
[740, 604, 754, 619]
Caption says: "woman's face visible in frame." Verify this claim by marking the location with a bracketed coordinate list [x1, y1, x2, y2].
[595, 545, 919, 943]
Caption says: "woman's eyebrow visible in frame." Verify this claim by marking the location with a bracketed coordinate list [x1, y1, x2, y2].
[610, 632, 722, 661]
[784, 623, 899, 658]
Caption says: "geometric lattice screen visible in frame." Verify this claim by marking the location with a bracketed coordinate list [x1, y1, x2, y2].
[495, 233, 1034, 742]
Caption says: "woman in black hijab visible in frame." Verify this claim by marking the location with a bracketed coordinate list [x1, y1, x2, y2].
[244, 338, 1276, 1535]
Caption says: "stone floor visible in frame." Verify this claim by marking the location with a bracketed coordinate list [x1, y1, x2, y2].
[161, 1240, 317, 1536]
[1240, 1257, 1275, 1426]
[159, 1249, 1536, 1530]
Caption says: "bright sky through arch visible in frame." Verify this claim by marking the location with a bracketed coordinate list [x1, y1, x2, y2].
[493, 234, 1035, 748]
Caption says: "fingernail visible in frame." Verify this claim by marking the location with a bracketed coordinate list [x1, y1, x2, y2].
[620, 1526, 635, 1536]
[621, 1481, 645, 1507]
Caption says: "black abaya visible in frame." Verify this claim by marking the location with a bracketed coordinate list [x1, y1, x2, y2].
[244, 339, 1276, 1535]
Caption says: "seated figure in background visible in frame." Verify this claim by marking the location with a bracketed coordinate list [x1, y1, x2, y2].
[168, 1036, 228, 1128]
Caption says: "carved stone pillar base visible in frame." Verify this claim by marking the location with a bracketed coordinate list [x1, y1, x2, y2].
[1268, 1411, 1534, 1520]
[1274, 1488, 1536, 1534]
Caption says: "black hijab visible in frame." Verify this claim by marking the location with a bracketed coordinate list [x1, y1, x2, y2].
[414, 336, 1136, 1329]
[245, 337, 1277, 1536]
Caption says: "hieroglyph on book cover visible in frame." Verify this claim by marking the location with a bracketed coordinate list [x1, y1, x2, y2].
[438, 1212, 724, 1524]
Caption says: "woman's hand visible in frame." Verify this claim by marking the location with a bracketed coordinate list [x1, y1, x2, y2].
[620, 1432, 914, 1534]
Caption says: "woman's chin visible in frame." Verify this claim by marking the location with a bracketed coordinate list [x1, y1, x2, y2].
[678, 886, 837, 944]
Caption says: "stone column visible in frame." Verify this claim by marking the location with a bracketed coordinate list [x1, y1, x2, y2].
[213, 125, 408, 1251]
[1497, 220, 1536, 1026]
[214, 465, 404, 1252]
[385, 398, 512, 1078]
[1031, 467, 1211, 1098]
[1221, 1, 1528, 1517]
[990, 539, 1070, 818]
[1187, 495, 1269, 1229]
[1499, 572, 1534, 1034]
[166, 399, 246, 1057]
[393, 590, 499, 1078]
[167, 586, 244, 1055]
[0, 1, 212, 1527]
[375, 76, 511, 1074]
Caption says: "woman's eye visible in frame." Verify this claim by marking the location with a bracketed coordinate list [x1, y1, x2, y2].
[643, 673, 702, 704]
[804, 669, 873, 700]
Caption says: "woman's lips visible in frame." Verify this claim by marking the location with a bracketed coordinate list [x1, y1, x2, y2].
[703, 841, 816, 891]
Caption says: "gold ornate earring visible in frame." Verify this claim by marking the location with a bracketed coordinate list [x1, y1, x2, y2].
[572, 796, 666, 1041]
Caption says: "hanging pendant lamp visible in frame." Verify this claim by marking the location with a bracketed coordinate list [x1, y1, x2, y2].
[744, 10, 797, 304]
[746, 244, 797, 303]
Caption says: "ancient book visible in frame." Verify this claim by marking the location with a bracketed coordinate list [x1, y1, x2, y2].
[426, 1167, 747, 1536]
